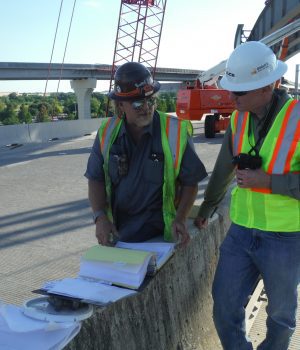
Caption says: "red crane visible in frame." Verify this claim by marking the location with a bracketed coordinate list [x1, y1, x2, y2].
[108, 0, 168, 95]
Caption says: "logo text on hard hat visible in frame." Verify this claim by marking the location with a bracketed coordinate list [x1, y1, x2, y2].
[251, 62, 269, 75]
[226, 71, 235, 77]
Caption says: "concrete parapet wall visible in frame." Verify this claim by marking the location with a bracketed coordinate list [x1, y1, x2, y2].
[65, 209, 231, 350]
[0, 118, 105, 146]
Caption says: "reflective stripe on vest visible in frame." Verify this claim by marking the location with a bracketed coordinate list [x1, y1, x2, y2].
[232, 111, 250, 155]
[100, 117, 122, 158]
[267, 100, 300, 173]
[230, 99, 300, 232]
[166, 114, 183, 171]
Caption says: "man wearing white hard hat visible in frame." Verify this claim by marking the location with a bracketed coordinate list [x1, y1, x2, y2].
[195, 41, 300, 350]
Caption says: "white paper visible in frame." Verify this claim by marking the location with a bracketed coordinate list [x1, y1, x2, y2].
[115, 241, 175, 269]
[43, 277, 137, 304]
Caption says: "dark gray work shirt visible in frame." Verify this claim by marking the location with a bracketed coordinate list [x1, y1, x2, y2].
[85, 111, 207, 242]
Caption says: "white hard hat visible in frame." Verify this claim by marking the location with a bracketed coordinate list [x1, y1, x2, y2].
[220, 41, 288, 91]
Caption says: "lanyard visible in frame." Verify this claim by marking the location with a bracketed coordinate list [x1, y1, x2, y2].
[247, 93, 278, 156]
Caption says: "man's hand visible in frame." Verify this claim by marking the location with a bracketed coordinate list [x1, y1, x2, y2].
[194, 216, 208, 229]
[172, 218, 190, 249]
[95, 215, 118, 246]
[236, 168, 271, 189]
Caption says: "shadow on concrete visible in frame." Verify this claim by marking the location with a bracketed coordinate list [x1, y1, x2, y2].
[0, 144, 92, 167]
[0, 199, 91, 250]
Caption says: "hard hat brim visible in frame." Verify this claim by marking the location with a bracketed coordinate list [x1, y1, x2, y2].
[108, 81, 161, 101]
[220, 60, 288, 91]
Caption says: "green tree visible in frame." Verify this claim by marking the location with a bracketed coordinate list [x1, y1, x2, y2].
[48, 98, 63, 118]
[0, 104, 19, 125]
[36, 103, 50, 123]
[0, 101, 6, 113]
[63, 96, 77, 119]
[28, 102, 39, 118]
[91, 97, 100, 118]
[157, 98, 167, 112]
[18, 104, 32, 124]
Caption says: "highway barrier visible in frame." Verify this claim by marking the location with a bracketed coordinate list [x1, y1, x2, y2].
[64, 205, 231, 350]
[0, 119, 105, 146]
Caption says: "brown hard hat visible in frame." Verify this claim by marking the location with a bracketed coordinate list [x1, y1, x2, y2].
[108, 62, 160, 101]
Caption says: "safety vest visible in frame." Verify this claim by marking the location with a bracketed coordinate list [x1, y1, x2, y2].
[230, 99, 300, 232]
[98, 111, 193, 241]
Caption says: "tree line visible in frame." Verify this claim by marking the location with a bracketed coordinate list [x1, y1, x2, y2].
[0, 91, 177, 126]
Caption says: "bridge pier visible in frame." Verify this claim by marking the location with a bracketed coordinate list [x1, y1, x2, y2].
[71, 78, 97, 119]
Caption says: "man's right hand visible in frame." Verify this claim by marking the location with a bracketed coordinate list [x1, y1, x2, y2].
[194, 216, 208, 229]
[95, 215, 118, 246]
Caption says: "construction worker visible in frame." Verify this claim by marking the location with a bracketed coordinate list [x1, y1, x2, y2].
[85, 62, 207, 247]
[194, 41, 300, 350]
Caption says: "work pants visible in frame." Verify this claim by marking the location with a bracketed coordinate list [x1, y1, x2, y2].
[212, 223, 300, 350]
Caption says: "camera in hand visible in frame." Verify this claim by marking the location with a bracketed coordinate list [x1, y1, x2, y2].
[232, 153, 262, 170]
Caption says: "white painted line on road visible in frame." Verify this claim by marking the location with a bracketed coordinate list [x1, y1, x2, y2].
[4, 160, 32, 168]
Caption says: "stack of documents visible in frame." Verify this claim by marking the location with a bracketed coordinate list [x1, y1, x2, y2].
[0, 302, 81, 350]
[79, 245, 154, 289]
[41, 241, 176, 306]
[115, 241, 175, 274]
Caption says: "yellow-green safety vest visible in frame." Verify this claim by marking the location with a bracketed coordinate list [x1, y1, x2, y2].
[98, 111, 193, 241]
[230, 99, 300, 232]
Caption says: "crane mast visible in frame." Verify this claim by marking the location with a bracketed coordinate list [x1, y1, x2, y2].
[108, 0, 167, 96]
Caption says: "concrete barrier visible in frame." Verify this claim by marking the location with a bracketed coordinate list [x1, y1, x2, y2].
[0, 123, 31, 145]
[0, 118, 106, 146]
[65, 206, 231, 350]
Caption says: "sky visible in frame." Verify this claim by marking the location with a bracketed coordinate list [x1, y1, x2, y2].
[0, 0, 299, 93]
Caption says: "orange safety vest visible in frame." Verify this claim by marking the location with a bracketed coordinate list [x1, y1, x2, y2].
[230, 99, 300, 231]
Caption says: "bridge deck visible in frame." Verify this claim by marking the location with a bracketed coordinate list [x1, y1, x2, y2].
[0, 122, 299, 349]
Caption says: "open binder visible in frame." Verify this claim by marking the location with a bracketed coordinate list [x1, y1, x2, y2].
[40, 241, 175, 306]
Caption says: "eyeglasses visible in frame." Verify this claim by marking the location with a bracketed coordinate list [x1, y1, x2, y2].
[131, 97, 156, 110]
[232, 91, 248, 97]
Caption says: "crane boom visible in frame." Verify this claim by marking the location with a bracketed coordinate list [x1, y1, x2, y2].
[198, 18, 300, 84]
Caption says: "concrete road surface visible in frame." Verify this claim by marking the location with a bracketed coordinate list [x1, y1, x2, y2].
[0, 121, 223, 305]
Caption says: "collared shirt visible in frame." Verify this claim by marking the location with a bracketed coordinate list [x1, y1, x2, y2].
[85, 111, 207, 241]
[198, 89, 300, 219]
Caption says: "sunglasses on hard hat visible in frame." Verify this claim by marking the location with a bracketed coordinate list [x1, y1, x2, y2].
[232, 91, 249, 96]
[131, 96, 157, 110]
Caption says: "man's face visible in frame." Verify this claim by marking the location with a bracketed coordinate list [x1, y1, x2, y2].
[229, 89, 261, 112]
[120, 96, 157, 128]
[229, 86, 272, 115]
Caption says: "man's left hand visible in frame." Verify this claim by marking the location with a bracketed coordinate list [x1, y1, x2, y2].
[236, 168, 271, 189]
[172, 218, 190, 249]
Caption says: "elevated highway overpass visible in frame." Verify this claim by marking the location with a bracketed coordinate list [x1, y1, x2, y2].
[0, 63, 201, 82]
[0, 63, 203, 120]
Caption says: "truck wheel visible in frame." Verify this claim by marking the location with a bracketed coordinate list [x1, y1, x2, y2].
[204, 114, 215, 138]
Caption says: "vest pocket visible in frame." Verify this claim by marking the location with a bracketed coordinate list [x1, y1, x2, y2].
[108, 155, 121, 185]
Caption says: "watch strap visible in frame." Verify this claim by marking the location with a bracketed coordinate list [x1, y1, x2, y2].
[93, 210, 106, 224]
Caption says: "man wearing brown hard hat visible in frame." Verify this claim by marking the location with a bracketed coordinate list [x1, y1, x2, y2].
[85, 61, 207, 247]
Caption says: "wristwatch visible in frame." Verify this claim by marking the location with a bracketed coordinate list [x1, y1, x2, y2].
[93, 210, 106, 224]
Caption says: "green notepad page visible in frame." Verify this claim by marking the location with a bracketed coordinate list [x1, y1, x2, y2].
[83, 245, 152, 265]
